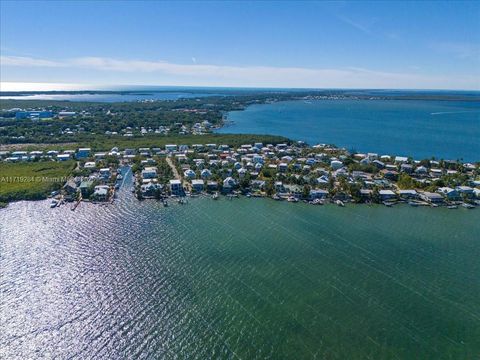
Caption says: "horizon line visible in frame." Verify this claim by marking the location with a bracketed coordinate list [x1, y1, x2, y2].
[1, 82, 480, 93]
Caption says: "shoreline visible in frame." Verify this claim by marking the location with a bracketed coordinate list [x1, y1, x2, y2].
[2, 140, 478, 210]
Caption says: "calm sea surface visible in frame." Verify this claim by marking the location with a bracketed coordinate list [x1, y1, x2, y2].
[219, 99, 480, 161]
[1, 170, 479, 359]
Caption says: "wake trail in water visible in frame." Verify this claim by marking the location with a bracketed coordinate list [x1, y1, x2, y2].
[430, 110, 480, 116]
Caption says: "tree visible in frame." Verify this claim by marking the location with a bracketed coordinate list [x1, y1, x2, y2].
[265, 179, 274, 196]
[302, 184, 311, 199]
[397, 173, 416, 189]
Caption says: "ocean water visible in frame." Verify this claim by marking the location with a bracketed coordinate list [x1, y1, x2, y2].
[218, 99, 480, 161]
[1, 170, 479, 359]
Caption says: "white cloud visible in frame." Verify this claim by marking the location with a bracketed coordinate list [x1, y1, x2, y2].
[1, 55, 478, 90]
[1, 55, 63, 67]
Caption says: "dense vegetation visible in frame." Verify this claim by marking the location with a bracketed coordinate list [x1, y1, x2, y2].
[0, 133, 290, 152]
[0, 161, 76, 204]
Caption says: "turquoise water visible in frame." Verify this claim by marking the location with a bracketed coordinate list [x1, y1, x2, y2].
[218, 99, 480, 161]
[1, 172, 479, 359]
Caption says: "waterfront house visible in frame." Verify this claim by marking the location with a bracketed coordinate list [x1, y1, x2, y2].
[93, 185, 109, 201]
[141, 182, 162, 197]
[79, 180, 94, 197]
[207, 181, 218, 191]
[251, 180, 266, 191]
[379, 190, 397, 201]
[437, 187, 460, 200]
[191, 179, 204, 192]
[456, 186, 474, 198]
[63, 180, 78, 195]
[360, 189, 373, 200]
[398, 189, 418, 199]
[274, 181, 285, 193]
[309, 189, 329, 200]
[222, 177, 237, 193]
[169, 179, 183, 195]
[419, 192, 444, 204]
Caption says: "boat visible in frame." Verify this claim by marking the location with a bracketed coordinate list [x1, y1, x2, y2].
[311, 198, 324, 205]
[447, 205, 458, 209]
[212, 192, 219, 200]
[383, 201, 394, 207]
[462, 203, 475, 209]
[408, 201, 419, 207]
[117, 174, 123, 180]
[287, 196, 298, 203]
[50, 200, 58, 208]
[163, 200, 168, 207]
[335, 200, 345, 207]
[273, 195, 281, 201]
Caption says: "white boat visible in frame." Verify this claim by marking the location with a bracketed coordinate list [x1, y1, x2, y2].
[462, 203, 475, 209]
[287, 196, 298, 202]
[335, 200, 345, 207]
[212, 192, 219, 200]
[447, 205, 458, 209]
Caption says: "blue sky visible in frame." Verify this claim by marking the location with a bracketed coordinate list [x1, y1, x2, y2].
[1, 0, 479, 90]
